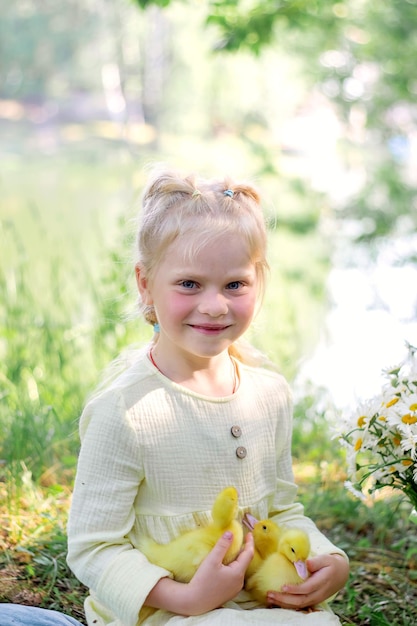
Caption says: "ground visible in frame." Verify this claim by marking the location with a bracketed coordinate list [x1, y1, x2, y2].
[1, 470, 417, 625]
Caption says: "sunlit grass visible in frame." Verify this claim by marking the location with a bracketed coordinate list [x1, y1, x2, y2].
[0, 464, 86, 620]
[0, 464, 71, 547]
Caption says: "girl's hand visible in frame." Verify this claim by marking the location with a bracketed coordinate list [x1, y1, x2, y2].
[144, 531, 254, 616]
[266, 553, 349, 610]
[185, 530, 254, 614]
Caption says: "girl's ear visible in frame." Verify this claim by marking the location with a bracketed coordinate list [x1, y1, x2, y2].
[135, 263, 153, 305]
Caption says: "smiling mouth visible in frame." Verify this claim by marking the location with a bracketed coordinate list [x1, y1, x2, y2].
[189, 324, 230, 333]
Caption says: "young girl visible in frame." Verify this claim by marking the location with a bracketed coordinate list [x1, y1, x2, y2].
[67, 166, 349, 626]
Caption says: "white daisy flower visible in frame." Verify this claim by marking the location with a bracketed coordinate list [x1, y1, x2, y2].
[339, 343, 417, 510]
[344, 480, 368, 501]
[399, 425, 417, 458]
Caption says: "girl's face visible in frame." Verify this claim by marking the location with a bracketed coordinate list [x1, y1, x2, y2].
[137, 233, 258, 363]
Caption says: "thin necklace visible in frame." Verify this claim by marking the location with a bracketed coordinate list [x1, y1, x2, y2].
[149, 349, 238, 394]
[149, 349, 162, 372]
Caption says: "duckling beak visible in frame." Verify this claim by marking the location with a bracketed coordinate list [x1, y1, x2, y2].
[242, 512, 258, 531]
[294, 559, 308, 580]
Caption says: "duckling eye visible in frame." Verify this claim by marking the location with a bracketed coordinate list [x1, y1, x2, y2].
[262, 525, 267, 530]
[291, 547, 296, 553]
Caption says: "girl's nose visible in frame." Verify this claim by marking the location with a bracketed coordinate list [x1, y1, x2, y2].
[198, 291, 228, 316]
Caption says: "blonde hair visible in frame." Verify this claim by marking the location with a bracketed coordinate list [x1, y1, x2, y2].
[135, 166, 270, 366]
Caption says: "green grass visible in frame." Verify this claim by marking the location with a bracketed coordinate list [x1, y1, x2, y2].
[0, 468, 87, 621]
[298, 476, 417, 626]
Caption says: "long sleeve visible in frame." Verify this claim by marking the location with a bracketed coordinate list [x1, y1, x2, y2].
[67, 390, 171, 626]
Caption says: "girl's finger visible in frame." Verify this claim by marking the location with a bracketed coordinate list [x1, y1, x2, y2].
[205, 531, 235, 565]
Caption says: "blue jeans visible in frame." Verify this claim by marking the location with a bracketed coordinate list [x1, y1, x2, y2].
[0, 604, 84, 626]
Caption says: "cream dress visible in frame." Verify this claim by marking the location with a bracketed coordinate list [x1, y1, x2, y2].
[67, 352, 347, 626]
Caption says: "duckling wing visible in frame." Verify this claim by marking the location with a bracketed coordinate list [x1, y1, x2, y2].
[138, 529, 214, 582]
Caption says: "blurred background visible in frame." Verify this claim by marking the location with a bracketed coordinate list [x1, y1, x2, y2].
[1, 0, 417, 480]
[2, 3, 417, 621]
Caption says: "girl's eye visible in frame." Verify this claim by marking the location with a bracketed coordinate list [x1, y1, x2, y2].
[226, 281, 242, 290]
[180, 280, 197, 289]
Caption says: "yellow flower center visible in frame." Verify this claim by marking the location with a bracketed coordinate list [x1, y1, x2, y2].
[393, 436, 401, 447]
[378, 415, 386, 422]
[354, 438, 362, 451]
[410, 403, 417, 411]
[386, 397, 400, 408]
[357, 416, 367, 427]
[401, 459, 413, 467]
[402, 414, 417, 425]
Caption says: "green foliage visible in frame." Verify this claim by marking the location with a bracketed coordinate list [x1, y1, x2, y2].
[135, 0, 344, 54]
[338, 159, 417, 242]
[207, 0, 343, 54]
[310, 1, 417, 244]
[135, 0, 171, 7]
[292, 385, 343, 465]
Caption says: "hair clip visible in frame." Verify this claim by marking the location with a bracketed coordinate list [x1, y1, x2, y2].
[153, 323, 160, 333]
[223, 189, 234, 198]
[192, 189, 201, 197]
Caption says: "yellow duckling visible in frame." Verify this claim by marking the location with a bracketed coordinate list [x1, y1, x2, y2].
[138, 486, 243, 583]
[246, 526, 311, 605]
[242, 513, 282, 581]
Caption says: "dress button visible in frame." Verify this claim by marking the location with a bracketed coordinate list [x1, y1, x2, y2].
[231, 425, 242, 438]
[236, 446, 247, 459]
